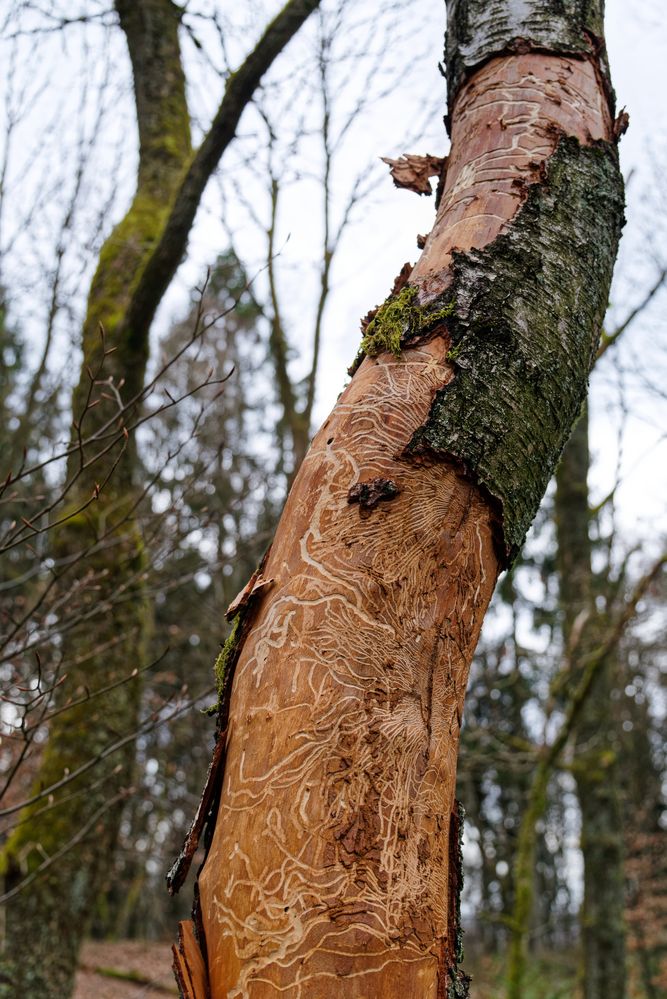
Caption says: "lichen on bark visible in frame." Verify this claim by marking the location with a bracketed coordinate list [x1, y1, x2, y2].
[407, 135, 624, 564]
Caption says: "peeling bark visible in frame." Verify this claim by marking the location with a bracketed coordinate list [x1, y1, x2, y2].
[176, 2, 624, 995]
[381, 154, 446, 196]
[173, 920, 210, 999]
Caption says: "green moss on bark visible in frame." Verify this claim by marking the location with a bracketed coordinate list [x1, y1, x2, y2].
[351, 285, 455, 372]
[407, 136, 624, 564]
[205, 613, 242, 713]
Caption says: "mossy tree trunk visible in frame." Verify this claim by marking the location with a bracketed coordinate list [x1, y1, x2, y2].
[172, 2, 624, 995]
[0, 4, 191, 996]
[0, 2, 321, 997]
[555, 410, 627, 999]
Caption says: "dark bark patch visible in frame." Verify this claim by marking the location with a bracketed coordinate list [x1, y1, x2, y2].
[612, 107, 630, 141]
[166, 736, 226, 896]
[407, 135, 624, 564]
[347, 477, 400, 515]
[390, 260, 414, 296]
[438, 800, 470, 998]
[448, 800, 465, 969]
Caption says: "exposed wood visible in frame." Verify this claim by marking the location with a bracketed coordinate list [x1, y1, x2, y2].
[199, 354, 499, 994]
[412, 53, 612, 297]
[181, 2, 624, 994]
[173, 922, 210, 999]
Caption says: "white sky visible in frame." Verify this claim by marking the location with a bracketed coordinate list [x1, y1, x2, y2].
[1, 0, 665, 546]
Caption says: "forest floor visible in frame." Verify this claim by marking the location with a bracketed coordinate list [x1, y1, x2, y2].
[74, 941, 177, 997]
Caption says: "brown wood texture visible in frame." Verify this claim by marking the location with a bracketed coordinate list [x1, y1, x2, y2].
[173, 921, 210, 999]
[187, 48, 614, 999]
[412, 54, 612, 300]
[199, 342, 498, 997]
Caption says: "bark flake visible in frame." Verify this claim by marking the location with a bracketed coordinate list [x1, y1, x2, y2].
[381, 153, 447, 196]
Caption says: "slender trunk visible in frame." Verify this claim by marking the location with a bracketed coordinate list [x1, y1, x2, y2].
[507, 764, 552, 999]
[1, 3, 322, 996]
[0, 4, 191, 997]
[506, 410, 627, 999]
[555, 411, 626, 999]
[172, 3, 624, 995]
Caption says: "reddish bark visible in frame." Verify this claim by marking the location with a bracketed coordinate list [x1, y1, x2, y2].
[412, 54, 612, 299]
[175, 41, 616, 999]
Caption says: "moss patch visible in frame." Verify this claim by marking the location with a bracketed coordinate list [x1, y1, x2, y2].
[203, 613, 243, 716]
[351, 285, 455, 373]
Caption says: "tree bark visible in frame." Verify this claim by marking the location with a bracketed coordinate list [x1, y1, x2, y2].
[173, 2, 624, 995]
[555, 410, 627, 999]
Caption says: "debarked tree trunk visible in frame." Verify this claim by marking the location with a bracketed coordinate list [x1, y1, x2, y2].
[172, 2, 625, 995]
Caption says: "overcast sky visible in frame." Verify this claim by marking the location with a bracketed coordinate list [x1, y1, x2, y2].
[1, 0, 665, 543]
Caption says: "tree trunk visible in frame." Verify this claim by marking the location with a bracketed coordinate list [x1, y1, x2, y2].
[172, 2, 624, 995]
[0, 4, 191, 996]
[0, 3, 321, 997]
[555, 410, 627, 999]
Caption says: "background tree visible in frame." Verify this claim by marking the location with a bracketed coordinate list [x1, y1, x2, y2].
[456, 255, 667, 996]
[1, 2, 436, 992]
[0, 2, 322, 996]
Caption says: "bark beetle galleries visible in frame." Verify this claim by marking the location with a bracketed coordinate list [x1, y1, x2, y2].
[411, 53, 612, 296]
[197, 346, 498, 998]
[175, 9, 624, 998]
